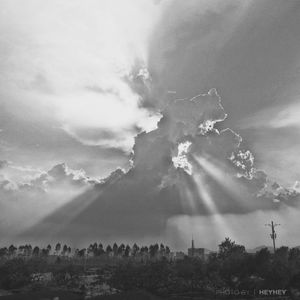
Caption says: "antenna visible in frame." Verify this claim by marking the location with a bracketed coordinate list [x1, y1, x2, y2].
[191, 234, 195, 257]
[265, 221, 280, 253]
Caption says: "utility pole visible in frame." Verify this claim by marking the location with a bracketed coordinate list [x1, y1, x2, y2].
[265, 221, 280, 253]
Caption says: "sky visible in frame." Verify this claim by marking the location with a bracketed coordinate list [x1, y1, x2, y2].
[1, 0, 300, 250]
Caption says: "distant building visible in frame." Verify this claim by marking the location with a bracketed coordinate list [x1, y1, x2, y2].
[187, 238, 212, 260]
[170, 251, 185, 260]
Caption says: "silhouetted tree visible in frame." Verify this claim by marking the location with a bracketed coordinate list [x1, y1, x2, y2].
[118, 244, 125, 256]
[275, 246, 289, 263]
[55, 243, 61, 255]
[78, 248, 86, 258]
[266, 246, 290, 288]
[113, 243, 118, 256]
[106, 245, 112, 256]
[289, 249, 300, 289]
[88, 242, 98, 256]
[18, 245, 24, 255]
[24, 245, 32, 256]
[62, 244, 68, 256]
[8, 245, 17, 256]
[166, 246, 170, 255]
[124, 245, 131, 257]
[254, 247, 271, 278]
[0, 247, 7, 258]
[217, 238, 247, 287]
[149, 244, 159, 258]
[41, 248, 49, 257]
[97, 243, 105, 256]
[218, 238, 245, 259]
[32, 246, 40, 256]
[132, 243, 139, 256]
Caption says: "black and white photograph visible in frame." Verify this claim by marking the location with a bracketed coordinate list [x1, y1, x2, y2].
[0, 0, 300, 299]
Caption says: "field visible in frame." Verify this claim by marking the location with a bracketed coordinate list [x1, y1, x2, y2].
[0, 289, 82, 300]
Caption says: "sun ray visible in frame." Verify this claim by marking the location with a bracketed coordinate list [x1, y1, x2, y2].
[192, 170, 233, 239]
[18, 188, 103, 240]
[193, 155, 253, 210]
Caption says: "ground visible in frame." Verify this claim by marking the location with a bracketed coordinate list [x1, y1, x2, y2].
[0, 289, 82, 300]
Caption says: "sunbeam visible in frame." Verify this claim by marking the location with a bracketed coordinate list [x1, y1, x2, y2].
[192, 170, 233, 238]
[193, 155, 254, 210]
[18, 187, 103, 241]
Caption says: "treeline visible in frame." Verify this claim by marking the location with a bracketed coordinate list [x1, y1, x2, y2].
[110, 238, 300, 295]
[0, 242, 171, 258]
[0, 244, 71, 258]
[84, 242, 171, 258]
[2, 238, 300, 295]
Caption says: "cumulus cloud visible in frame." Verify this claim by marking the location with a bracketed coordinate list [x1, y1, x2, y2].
[28, 163, 100, 191]
[24, 89, 300, 243]
[0, 175, 18, 191]
[230, 149, 255, 179]
[257, 179, 299, 205]
[172, 141, 192, 175]
[0, 162, 99, 237]
[0, 162, 98, 192]
[165, 88, 226, 139]
[57, 81, 161, 151]
[293, 181, 300, 193]
[2, 0, 300, 249]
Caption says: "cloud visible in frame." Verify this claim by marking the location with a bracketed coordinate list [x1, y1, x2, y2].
[0, 175, 18, 191]
[59, 86, 161, 151]
[0, 162, 98, 195]
[0, 160, 9, 169]
[239, 100, 300, 131]
[0, 0, 164, 151]
[257, 179, 300, 205]
[3, 0, 300, 247]
[172, 141, 192, 175]
[166, 88, 227, 138]
[28, 163, 100, 191]
[273, 102, 300, 128]
[146, 0, 300, 190]
[293, 181, 300, 193]
[0, 162, 99, 237]
[23, 89, 300, 244]
[230, 149, 255, 179]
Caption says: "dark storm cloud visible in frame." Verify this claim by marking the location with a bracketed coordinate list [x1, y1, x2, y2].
[24, 90, 300, 242]
[146, 0, 300, 186]
[7, 0, 300, 245]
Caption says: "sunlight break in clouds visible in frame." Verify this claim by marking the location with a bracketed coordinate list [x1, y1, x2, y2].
[172, 141, 193, 175]
[0, 0, 163, 151]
